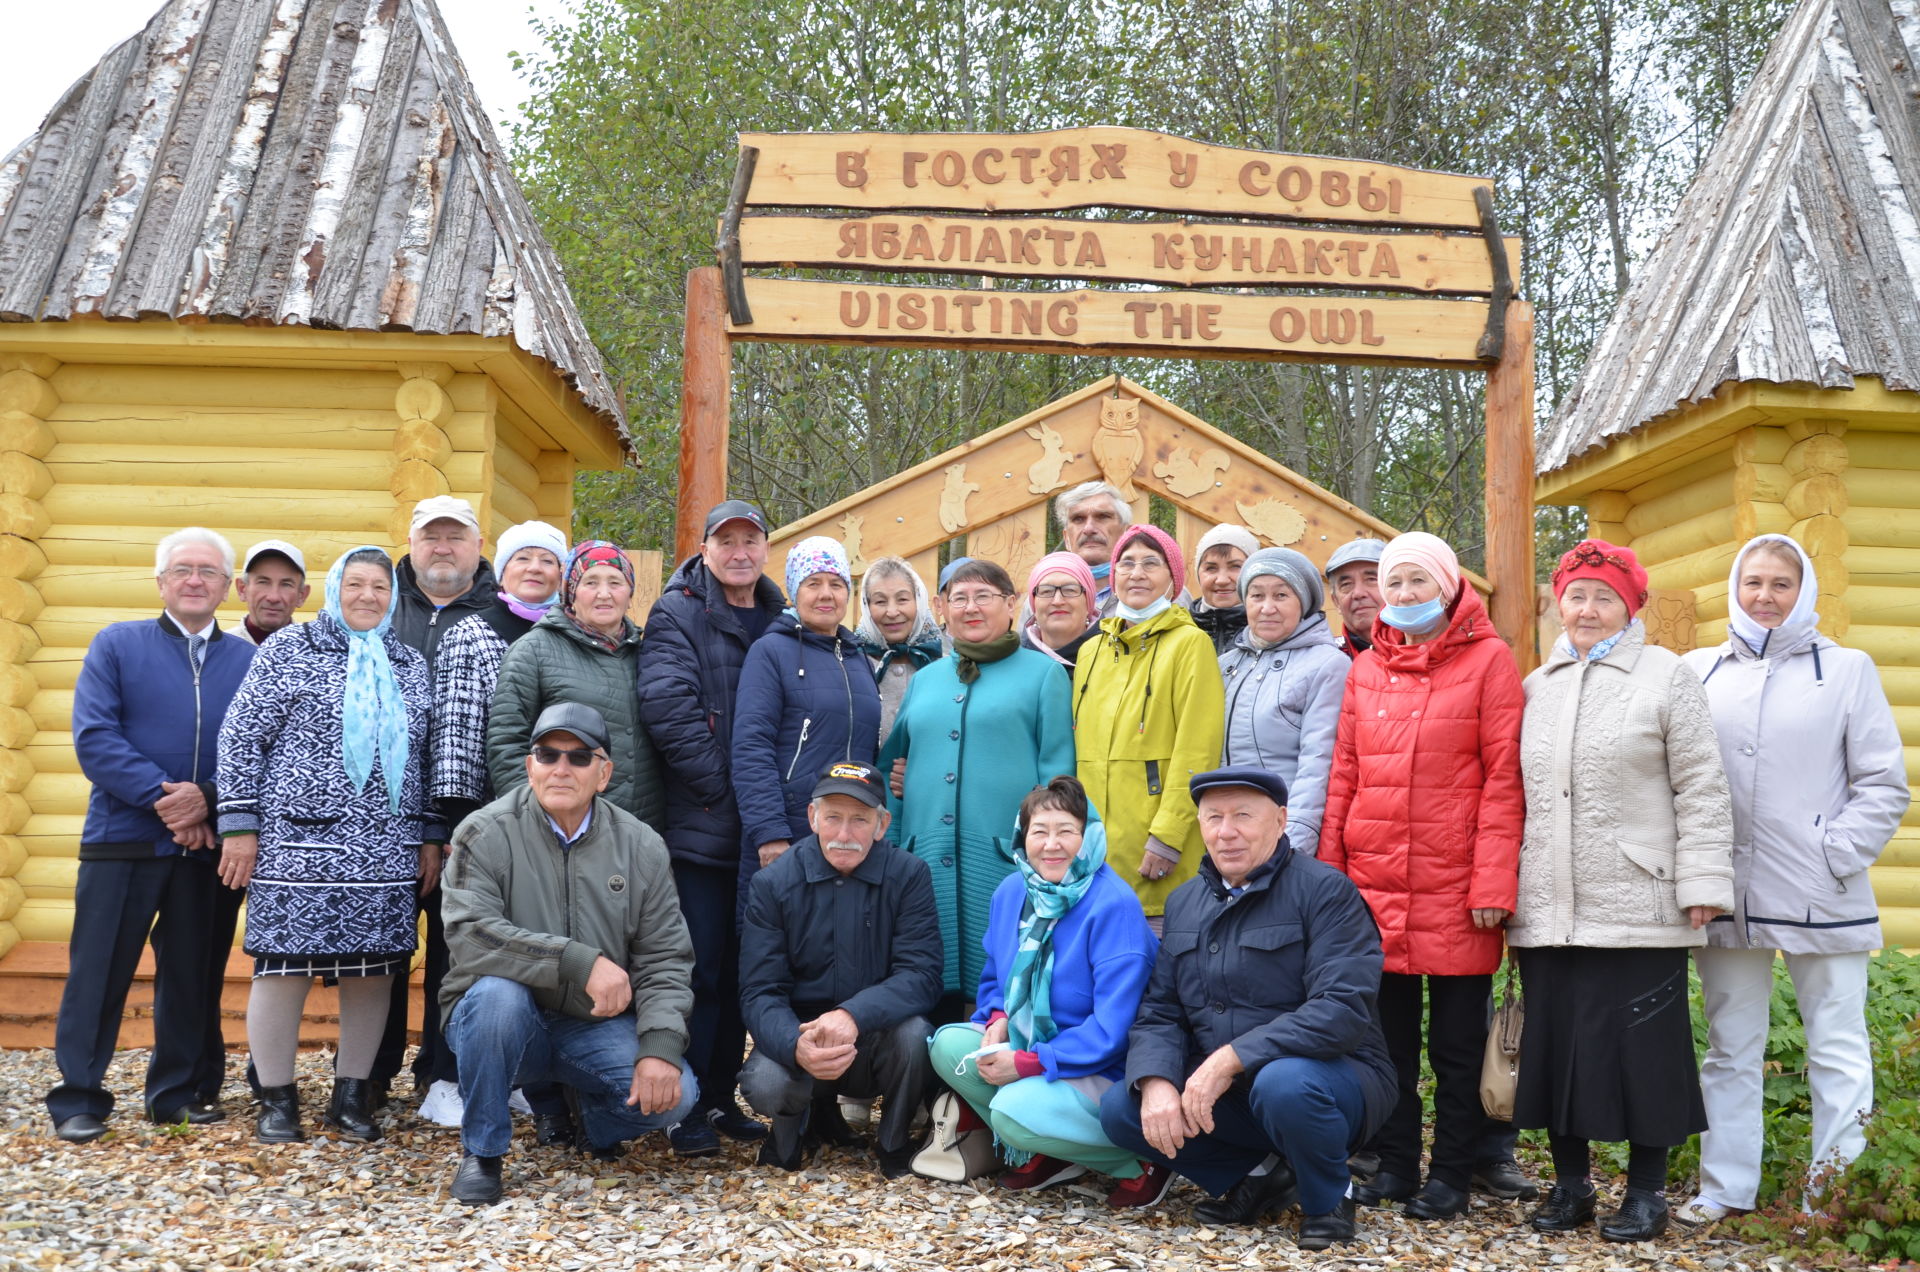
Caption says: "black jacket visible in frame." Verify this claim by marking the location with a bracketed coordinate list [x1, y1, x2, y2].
[634, 554, 786, 869]
[738, 835, 943, 1068]
[1125, 846, 1398, 1141]
[391, 555, 514, 671]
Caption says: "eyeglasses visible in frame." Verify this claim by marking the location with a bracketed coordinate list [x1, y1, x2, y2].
[163, 566, 230, 582]
[946, 590, 1012, 610]
[1113, 557, 1168, 576]
[1031, 584, 1085, 601]
[531, 746, 600, 768]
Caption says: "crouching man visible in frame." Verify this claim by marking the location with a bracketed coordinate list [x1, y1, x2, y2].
[739, 761, 942, 1178]
[440, 703, 698, 1203]
[1098, 767, 1398, 1249]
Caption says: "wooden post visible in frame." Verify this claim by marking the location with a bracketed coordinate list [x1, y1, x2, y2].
[676, 267, 731, 563]
[1484, 300, 1537, 672]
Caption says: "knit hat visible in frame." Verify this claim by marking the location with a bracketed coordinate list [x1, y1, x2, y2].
[1239, 547, 1324, 613]
[563, 541, 634, 608]
[496, 520, 569, 571]
[1195, 524, 1259, 562]
[1324, 537, 1386, 578]
[785, 536, 852, 600]
[1110, 524, 1186, 597]
[1025, 551, 1098, 607]
[1378, 531, 1461, 603]
[1552, 539, 1649, 617]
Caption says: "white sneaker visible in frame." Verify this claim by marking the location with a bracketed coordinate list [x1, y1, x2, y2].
[1674, 1196, 1732, 1229]
[838, 1096, 875, 1129]
[418, 1079, 465, 1128]
[509, 1088, 533, 1116]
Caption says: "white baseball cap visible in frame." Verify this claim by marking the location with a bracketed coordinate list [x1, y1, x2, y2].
[242, 539, 307, 576]
[409, 495, 480, 535]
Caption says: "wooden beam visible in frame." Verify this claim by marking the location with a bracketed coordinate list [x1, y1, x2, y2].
[1485, 300, 1537, 670]
[677, 267, 732, 563]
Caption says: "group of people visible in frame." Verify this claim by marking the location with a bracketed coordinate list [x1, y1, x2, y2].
[47, 479, 1906, 1250]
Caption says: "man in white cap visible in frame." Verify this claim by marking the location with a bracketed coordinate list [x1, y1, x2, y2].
[229, 540, 310, 646]
[1324, 539, 1386, 659]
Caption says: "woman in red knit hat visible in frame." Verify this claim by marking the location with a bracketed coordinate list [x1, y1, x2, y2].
[1510, 540, 1734, 1241]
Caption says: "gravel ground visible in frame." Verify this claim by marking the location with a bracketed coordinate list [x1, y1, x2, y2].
[0, 1047, 1786, 1272]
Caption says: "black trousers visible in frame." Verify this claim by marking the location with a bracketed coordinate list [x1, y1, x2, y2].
[1367, 971, 1497, 1190]
[674, 860, 746, 1113]
[372, 886, 453, 1092]
[48, 854, 218, 1123]
[196, 875, 247, 1103]
[738, 1016, 933, 1158]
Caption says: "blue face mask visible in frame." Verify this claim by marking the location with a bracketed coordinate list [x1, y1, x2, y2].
[1379, 597, 1447, 633]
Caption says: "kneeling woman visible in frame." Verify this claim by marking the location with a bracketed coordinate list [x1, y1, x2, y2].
[929, 776, 1164, 1207]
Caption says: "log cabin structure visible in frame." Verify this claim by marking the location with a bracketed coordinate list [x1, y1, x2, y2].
[1534, 0, 1920, 945]
[0, 0, 630, 1015]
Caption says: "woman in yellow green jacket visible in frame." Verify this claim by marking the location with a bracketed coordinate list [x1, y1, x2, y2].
[1071, 524, 1226, 925]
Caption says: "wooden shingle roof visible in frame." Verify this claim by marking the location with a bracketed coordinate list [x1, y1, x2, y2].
[1538, 0, 1920, 475]
[0, 0, 627, 439]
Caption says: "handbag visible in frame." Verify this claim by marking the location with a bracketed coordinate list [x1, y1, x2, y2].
[1480, 950, 1524, 1121]
[910, 1091, 997, 1182]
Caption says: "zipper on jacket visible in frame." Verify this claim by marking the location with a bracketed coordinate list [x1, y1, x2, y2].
[786, 718, 814, 781]
[836, 638, 856, 760]
[188, 634, 204, 782]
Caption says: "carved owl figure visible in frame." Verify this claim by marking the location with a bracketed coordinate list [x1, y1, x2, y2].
[1092, 396, 1144, 501]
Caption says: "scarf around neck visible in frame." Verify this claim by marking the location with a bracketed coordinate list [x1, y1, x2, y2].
[498, 590, 554, 624]
[325, 549, 409, 814]
[952, 630, 1020, 683]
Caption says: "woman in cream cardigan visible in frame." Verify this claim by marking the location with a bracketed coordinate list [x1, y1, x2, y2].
[1511, 540, 1734, 1242]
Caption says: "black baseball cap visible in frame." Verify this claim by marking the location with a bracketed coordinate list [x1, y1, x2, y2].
[530, 702, 611, 754]
[812, 760, 888, 810]
[1189, 765, 1289, 808]
[703, 499, 770, 538]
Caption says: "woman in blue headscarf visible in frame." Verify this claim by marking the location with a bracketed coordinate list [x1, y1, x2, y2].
[216, 547, 442, 1146]
[927, 775, 1165, 1208]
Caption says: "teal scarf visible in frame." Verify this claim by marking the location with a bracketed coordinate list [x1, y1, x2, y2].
[1003, 816, 1108, 1056]
[324, 549, 409, 814]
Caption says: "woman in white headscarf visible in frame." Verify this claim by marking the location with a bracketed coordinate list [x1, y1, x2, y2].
[853, 556, 944, 745]
[1677, 535, 1909, 1226]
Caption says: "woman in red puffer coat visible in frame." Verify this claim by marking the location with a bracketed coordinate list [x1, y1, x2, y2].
[1321, 531, 1525, 1222]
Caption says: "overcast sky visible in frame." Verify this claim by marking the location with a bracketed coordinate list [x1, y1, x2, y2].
[0, 0, 576, 155]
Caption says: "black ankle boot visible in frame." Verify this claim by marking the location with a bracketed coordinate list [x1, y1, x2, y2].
[256, 1084, 305, 1143]
[323, 1077, 381, 1142]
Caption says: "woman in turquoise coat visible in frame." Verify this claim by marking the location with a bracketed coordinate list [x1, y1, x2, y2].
[880, 559, 1075, 998]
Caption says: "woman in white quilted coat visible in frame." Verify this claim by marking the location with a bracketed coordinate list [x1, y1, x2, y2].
[1513, 539, 1734, 1243]
[1679, 534, 1909, 1225]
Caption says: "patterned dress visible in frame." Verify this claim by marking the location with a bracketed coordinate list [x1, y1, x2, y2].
[216, 613, 438, 977]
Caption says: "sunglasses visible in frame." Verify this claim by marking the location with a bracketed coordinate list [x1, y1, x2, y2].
[531, 745, 600, 768]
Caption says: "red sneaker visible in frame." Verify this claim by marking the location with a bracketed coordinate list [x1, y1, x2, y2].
[998, 1154, 1089, 1191]
[1107, 1161, 1176, 1209]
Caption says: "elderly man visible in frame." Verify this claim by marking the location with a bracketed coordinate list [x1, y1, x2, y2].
[738, 761, 941, 1177]
[637, 499, 785, 1157]
[440, 703, 698, 1204]
[47, 528, 256, 1141]
[1324, 540, 1384, 659]
[1053, 481, 1132, 614]
[1098, 767, 1397, 1250]
[229, 540, 310, 646]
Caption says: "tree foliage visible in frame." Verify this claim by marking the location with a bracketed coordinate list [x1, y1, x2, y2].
[512, 0, 1791, 569]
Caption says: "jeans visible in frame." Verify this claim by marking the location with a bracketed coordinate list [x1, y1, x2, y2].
[446, 976, 699, 1158]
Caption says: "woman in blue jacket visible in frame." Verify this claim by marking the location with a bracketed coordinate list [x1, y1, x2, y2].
[929, 776, 1165, 1208]
[731, 537, 882, 890]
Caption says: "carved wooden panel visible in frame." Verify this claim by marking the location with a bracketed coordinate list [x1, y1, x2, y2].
[969, 504, 1048, 587]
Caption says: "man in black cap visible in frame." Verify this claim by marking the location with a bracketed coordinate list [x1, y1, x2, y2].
[636, 498, 785, 1156]
[1098, 766, 1397, 1250]
[738, 760, 943, 1178]
[439, 703, 698, 1204]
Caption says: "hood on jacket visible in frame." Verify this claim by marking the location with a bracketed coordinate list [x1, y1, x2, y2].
[1227, 608, 1338, 657]
[1367, 584, 1500, 671]
[1725, 534, 1821, 660]
[664, 552, 786, 619]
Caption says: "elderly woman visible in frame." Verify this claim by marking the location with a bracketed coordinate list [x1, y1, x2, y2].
[1071, 524, 1225, 928]
[488, 542, 662, 831]
[215, 548, 441, 1144]
[882, 558, 1074, 998]
[733, 537, 883, 885]
[929, 776, 1163, 1207]
[1680, 535, 1909, 1227]
[1188, 524, 1257, 653]
[854, 556, 944, 745]
[1218, 548, 1349, 856]
[1019, 551, 1102, 669]
[1321, 531, 1524, 1221]
[1513, 540, 1735, 1241]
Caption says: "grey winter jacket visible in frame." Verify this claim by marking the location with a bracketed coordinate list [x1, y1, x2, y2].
[487, 608, 665, 830]
[1684, 623, 1909, 954]
[440, 786, 694, 1063]
[1217, 613, 1349, 856]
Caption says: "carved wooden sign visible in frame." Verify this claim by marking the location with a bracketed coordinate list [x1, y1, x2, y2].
[740, 128, 1489, 229]
[728, 278, 1490, 367]
[738, 213, 1521, 295]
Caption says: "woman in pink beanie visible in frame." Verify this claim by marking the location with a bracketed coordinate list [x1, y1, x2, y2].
[1020, 551, 1101, 668]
